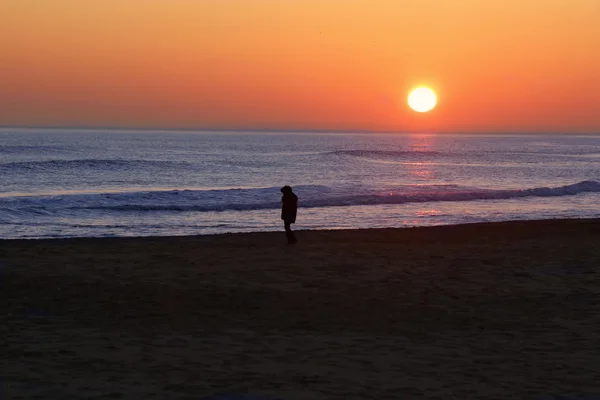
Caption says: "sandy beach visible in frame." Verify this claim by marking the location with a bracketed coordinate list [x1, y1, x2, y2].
[3, 219, 600, 399]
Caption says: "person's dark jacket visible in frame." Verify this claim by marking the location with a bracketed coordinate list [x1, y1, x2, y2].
[281, 192, 298, 223]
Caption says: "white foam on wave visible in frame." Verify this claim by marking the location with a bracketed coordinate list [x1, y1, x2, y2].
[0, 181, 598, 217]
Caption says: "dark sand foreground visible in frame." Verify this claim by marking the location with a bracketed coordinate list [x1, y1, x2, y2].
[3, 219, 600, 399]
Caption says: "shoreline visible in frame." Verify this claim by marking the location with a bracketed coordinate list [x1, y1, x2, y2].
[2, 216, 599, 243]
[4, 217, 600, 399]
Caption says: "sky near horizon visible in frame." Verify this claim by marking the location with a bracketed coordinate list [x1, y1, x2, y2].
[1, 0, 599, 133]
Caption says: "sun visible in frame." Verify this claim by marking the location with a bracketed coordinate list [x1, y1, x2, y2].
[408, 87, 437, 113]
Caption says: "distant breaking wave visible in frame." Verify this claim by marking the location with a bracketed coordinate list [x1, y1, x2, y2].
[1, 181, 598, 216]
[326, 150, 443, 158]
[0, 145, 67, 155]
[0, 159, 190, 171]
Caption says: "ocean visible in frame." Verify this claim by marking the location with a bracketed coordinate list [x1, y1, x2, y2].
[1, 128, 599, 239]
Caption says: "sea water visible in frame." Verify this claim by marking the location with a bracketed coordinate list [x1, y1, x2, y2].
[1, 128, 599, 239]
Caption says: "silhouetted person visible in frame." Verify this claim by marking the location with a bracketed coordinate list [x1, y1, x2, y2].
[280, 185, 298, 244]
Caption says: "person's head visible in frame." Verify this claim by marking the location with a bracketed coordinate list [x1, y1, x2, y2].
[280, 185, 293, 194]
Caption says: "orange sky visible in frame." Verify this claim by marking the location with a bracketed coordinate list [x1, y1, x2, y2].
[1, 0, 599, 132]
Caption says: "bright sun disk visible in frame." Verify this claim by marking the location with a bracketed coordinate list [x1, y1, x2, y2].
[408, 88, 437, 112]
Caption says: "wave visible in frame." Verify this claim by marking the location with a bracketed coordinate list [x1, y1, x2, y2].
[1, 181, 598, 216]
[326, 150, 443, 158]
[0, 159, 189, 171]
[0, 145, 66, 154]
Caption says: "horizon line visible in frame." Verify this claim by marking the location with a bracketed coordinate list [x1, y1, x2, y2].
[0, 125, 598, 136]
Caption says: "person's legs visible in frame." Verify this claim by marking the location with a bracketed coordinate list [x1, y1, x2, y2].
[284, 221, 297, 244]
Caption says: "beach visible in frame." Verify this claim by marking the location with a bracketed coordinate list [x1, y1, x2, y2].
[3, 219, 600, 399]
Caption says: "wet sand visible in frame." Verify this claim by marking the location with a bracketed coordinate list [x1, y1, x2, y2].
[3, 219, 600, 399]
